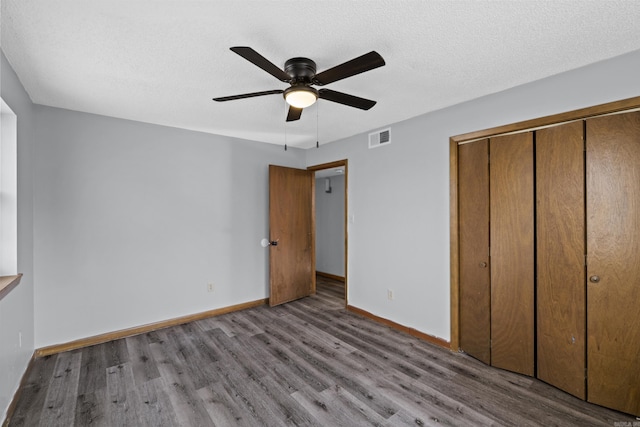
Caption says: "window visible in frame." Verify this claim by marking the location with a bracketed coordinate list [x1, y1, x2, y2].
[1, 98, 18, 276]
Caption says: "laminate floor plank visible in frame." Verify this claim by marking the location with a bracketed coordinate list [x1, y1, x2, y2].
[233, 331, 316, 395]
[248, 373, 324, 427]
[103, 338, 130, 368]
[296, 320, 360, 356]
[385, 409, 436, 427]
[319, 383, 390, 426]
[135, 377, 180, 427]
[8, 277, 636, 426]
[161, 327, 218, 390]
[527, 379, 622, 423]
[74, 389, 109, 427]
[206, 328, 270, 380]
[207, 361, 310, 427]
[126, 332, 161, 386]
[299, 293, 341, 311]
[144, 330, 163, 344]
[76, 343, 107, 396]
[8, 354, 58, 427]
[147, 342, 214, 427]
[38, 351, 82, 427]
[105, 362, 142, 427]
[148, 330, 219, 425]
[197, 381, 260, 427]
[195, 317, 236, 337]
[183, 323, 224, 365]
[219, 311, 265, 337]
[314, 276, 345, 302]
[251, 332, 333, 393]
[292, 384, 388, 427]
[245, 305, 357, 358]
[322, 285, 345, 301]
[308, 292, 343, 310]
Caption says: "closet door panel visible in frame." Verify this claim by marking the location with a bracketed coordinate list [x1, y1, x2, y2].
[458, 139, 491, 364]
[586, 112, 640, 416]
[490, 133, 535, 376]
[536, 122, 586, 399]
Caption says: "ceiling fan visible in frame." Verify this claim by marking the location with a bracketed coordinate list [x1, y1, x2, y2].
[213, 47, 385, 122]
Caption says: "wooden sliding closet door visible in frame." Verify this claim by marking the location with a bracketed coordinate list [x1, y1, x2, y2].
[536, 122, 586, 399]
[586, 112, 640, 416]
[489, 133, 535, 376]
[458, 139, 491, 364]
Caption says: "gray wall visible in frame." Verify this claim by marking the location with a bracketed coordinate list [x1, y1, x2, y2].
[0, 52, 35, 420]
[33, 107, 305, 347]
[315, 174, 344, 277]
[306, 48, 640, 341]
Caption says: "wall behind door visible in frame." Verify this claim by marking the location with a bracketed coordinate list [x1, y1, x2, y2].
[33, 106, 305, 348]
[315, 174, 345, 277]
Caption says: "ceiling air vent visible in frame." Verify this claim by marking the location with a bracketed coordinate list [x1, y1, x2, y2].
[369, 128, 391, 149]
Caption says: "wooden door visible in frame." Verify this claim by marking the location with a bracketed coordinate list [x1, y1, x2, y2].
[586, 112, 640, 416]
[458, 139, 491, 364]
[490, 133, 535, 376]
[269, 165, 315, 307]
[536, 121, 586, 399]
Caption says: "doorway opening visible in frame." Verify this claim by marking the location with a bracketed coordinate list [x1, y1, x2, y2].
[308, 160, 348, 307]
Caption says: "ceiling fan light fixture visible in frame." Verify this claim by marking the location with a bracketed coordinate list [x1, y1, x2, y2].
[284, 86, 318, 109]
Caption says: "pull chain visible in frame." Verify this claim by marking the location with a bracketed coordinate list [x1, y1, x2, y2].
[284, 101, 288, 151]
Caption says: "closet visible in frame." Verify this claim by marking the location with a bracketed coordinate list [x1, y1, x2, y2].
[457, 110, 640, 417]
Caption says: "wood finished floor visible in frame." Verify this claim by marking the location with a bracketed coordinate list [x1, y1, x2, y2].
[8, 277, 636, 426]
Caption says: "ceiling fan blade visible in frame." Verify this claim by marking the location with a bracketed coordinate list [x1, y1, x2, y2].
[318, 89, 377, 110]
[213, 89, 283, 102]
[230, 47, 291, 82]
[313, 51, 385, 86]
[286, 106, 303, 122]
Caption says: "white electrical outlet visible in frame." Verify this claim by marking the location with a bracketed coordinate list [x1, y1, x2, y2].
[207, 283, 214, 293]
[387, 289, 394, 300]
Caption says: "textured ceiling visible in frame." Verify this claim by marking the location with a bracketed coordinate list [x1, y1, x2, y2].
[2, 1, 640, 148]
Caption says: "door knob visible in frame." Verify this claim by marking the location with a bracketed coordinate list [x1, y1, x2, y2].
[261, 238, 279, 248]
[589, 275, 600, 283]
[479, 262, 487, 268]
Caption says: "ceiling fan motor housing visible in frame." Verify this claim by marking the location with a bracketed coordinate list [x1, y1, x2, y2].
[285, 57, 317, 83]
